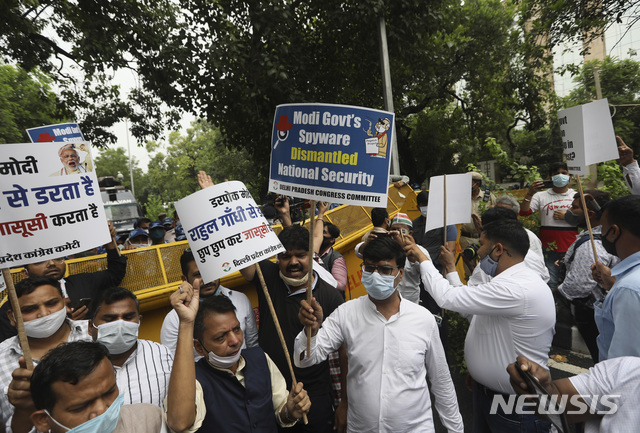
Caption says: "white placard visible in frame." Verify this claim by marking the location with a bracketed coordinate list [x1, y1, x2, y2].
[558, 99, 618, 175]
[425, 173, 473, 232]
[0, 142, 110, 267]
[175, 181, 285, 283]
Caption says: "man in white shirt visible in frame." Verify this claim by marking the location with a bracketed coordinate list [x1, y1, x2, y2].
[89, 287, 173, 406]
[407, 219, 555, 433]
[508, 355, 640, 433]
[617, 136, 640, 195]
[161, 248, 258, 357]
[468, 206, 549, 285]
[294, 236, 463, 433]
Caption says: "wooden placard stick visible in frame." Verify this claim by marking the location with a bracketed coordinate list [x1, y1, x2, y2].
[2, 268, 34, 369]
[443, 174, 448, 246]
[306, 200, 316, 358]
[254, 264, 308, 425]
[575, 175, 599, 263]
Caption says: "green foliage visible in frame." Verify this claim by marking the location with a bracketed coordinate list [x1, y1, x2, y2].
[517, 0, 634, 54]
[483, 137, 542, 187]
[141, 120, 260, 211]
[445, 311, 470, 374]
[563, 57, 640, 155]
[143, 195, 167, 221]
[0, 64, 69, 143]
[94, 147, 147, 197]
[598, 160, 631, 199]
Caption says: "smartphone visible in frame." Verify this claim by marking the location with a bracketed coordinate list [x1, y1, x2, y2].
[513, 361, 570, 433]
[542, 180, 554, 189]
[76, 298, 92, 310]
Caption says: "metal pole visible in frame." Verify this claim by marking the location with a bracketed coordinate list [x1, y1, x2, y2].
[125, 119, 135, 196]
[378, 16, 400, 176]
[594, 69, 603, 100]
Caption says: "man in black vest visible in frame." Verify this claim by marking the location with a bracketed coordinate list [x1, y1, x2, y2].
[240, 225, 345, 433]
[166, 281, 310, 433]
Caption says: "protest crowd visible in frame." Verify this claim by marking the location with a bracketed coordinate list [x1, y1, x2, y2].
[2, 134, 640, 433]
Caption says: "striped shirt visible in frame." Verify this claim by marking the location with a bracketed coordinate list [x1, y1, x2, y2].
[115, 339, 173, 407]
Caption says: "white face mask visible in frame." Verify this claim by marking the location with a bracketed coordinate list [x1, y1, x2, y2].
[23, 306, 67, 339]
[207, 349, 242, 369]
[420, 206, 428, 218]
[94, 320, 139, 354]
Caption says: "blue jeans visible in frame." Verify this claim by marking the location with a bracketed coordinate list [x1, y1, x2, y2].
[472, 382, 551, 433]
[544, 250, 565, 292]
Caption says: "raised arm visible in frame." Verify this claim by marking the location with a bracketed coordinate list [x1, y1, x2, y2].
[166, 281, 200, 432]
[313, 202, 329, 254]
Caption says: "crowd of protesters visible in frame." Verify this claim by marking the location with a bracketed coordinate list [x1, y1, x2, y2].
[1, 138, 640, 433]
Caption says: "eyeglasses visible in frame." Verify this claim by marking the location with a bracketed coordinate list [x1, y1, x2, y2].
[361, 263, 399, 276]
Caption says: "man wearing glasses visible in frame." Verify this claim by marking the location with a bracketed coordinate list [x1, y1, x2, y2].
[294, 236, 463, 433]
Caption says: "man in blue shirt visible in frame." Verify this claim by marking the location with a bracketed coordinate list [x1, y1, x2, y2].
[593, 195, 640, 361]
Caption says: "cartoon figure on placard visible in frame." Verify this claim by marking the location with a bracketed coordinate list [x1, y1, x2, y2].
[50, 143, 94, 176]
[273, 115, 293, 150]
[363, 117, 390, 158]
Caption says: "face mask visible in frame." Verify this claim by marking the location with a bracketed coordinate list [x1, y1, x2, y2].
[552, 174, 570, 188]
[361, 270, 398, 300]
[601, 226, 621, 257]
[201, 341, 242, 369]
[94, 320, 139, 355]
[479, 247, 499, 277]
[149, 231, 165, 243]
[45, 392, 124, 433]
[376, 125, 385, 133]
[279, 271, 309, 287]
[23, 306, 67, 339]
[134, 242, 151, 248]
[564, 209, 585, 226]
[420, 206, 428, 218]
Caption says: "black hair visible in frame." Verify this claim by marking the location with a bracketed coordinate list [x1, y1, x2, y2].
[14, 276, 62, 299]
[480, 206, 518, 226]
[361, 236, 406, 268]
[278, 225, 309, 252]
[90, 287, 139, 320]
[31, 341, 111, 411]
[370, 208, 389, 227]
[481, 220, 529, 258]
[324, 222, 340, 239]
[602, 195, 640, 238]
[548, 162, 568, 177]
[180, 248, 196, 277]
[583, 189, 611, 210]
[134, 217, 151, 228]
[194, 295, 237, 340]
[416, 191, 429, 206]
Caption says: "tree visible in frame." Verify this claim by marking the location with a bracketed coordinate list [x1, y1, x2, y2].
[3, 0, 559, 191]
[516, 0, 638, 55]
[142, 120, 260, 210]
[563, 56, 640, 150]
[0, 64, 69, 143]
[93, 147, 148, 200]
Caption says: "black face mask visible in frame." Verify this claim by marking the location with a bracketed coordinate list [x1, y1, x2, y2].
[601, 226, 621, 257]
[564, 209, 585, 227]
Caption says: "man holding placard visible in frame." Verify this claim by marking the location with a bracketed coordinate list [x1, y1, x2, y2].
[240, 225, 344, 433]
[410, 219, 555, 433]
[520, 162, 578, 292]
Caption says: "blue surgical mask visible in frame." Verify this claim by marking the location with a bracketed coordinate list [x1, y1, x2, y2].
[479, 247, 499, 277]
[45, 392, 124, 433]
[552, 174, 570, 188]
[361, 270, 398, 300]
[94, 320, 139, 355]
